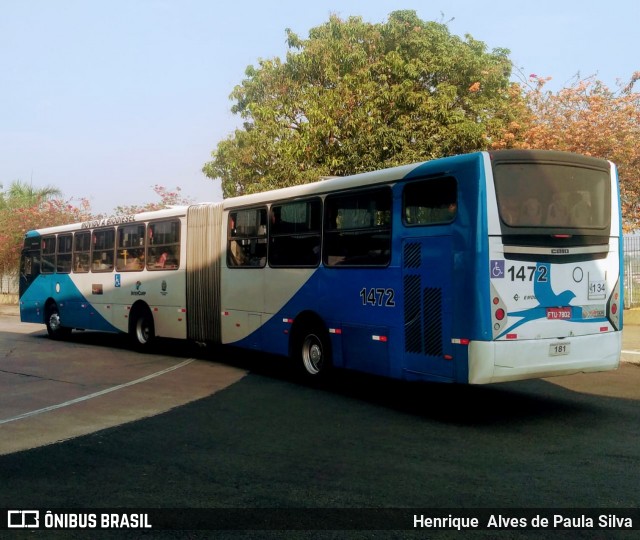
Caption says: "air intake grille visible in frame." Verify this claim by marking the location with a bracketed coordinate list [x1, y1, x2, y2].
[404, 275, 422, 353]
[422, 287, 443, 356]
[403, 241, 443, 357]
[403, 243, 421, 269]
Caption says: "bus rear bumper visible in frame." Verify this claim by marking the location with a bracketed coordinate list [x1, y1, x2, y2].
[467, 332, 622, 384]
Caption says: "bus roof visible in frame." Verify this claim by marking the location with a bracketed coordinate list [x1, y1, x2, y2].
[28, 149, 608, 237]
[220, 151, 485, 210]
[25, 205, 192, 237]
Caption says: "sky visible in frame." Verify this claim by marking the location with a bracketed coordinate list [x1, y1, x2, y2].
[1, 0, 638, 215]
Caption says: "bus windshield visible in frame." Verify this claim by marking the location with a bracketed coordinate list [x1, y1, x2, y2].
[493, 162, 610, 230]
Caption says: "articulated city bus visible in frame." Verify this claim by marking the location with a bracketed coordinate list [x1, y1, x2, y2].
[19, 150, 622, 383]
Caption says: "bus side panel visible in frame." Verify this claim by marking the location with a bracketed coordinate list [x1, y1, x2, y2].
[223, 152, 490, 384]
[19, 275, 51, 324]
[317, 267, 400, 377]
[614, 163, 624, 330]
[227, 266, 401, 378]
[401, 236, 454, 380]
[403, 152, 491, 383]
[20, 273, 118, 332]
[451, 154, 492, 383]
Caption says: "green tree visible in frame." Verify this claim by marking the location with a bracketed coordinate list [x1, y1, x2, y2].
[204, 10, 521, 197]
[0, 180, 62, 210]
[0, 181, 91, 280]
[493, 72, 640, 231]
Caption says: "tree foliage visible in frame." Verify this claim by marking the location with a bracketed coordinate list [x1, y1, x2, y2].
[113, 185, 194, 215]
[204, 10, 520, 197]
[0, 184, 194, 279]
[493, 72, 640, 231]
[0, 182, 92, 278]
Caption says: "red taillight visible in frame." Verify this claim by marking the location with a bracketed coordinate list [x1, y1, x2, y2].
[611, 304, 618, 315]
[495, 308, 505, 321]
[493, 297, 500, 305]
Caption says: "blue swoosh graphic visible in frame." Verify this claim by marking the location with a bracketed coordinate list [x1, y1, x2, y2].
[497, 263, 606, 339]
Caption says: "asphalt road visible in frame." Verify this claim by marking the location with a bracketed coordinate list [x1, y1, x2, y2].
[0, 307, 639, 539]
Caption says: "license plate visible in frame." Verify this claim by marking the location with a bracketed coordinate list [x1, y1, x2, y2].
[549, 342, 570, 356]
[546, 307, 572, 320]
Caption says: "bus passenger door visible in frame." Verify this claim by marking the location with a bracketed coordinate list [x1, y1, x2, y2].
[19, 247, 42, 324]
[402, 236, 454, 380]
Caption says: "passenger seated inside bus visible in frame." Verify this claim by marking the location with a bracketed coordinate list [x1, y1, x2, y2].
[520, 197, 542, 225]
[93, 252, 114, 271]
[546, 198, 569, 226]
[146, 248, 179, 269]
[117, 249, 144, 271]
[228, 240, 246, 266]
[571, 195, 591, 226]
[125, 255, 143, 270]
[75, 254, 90, 272]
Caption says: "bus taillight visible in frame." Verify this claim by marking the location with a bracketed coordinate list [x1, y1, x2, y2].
[606, 277, 621, 330]
[490, 283, 508, 339]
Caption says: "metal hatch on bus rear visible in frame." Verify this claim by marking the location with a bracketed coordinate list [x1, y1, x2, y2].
[488, 238, 619, 341]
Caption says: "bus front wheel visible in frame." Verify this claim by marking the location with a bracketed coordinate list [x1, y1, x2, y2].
[46, 304, 71, 340]
[131, 308, 155, 349]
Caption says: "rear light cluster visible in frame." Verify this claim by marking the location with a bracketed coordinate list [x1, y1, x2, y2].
[607, 277, 621, 330]
[490, 283, 508, 339]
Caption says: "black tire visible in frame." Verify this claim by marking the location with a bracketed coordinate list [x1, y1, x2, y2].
[296, 326, 331, 377]
[45, 303, 71, 340]
[131, 308, 155, 349]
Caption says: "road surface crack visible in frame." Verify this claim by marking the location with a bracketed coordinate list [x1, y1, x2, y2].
[0, 368, 79, 386]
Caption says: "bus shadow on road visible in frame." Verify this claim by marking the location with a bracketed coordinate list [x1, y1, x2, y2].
[30, 330, 600, 426]
[205, 347, 599, 427]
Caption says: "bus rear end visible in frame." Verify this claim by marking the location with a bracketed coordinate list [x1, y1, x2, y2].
[470, 150, 622, 384]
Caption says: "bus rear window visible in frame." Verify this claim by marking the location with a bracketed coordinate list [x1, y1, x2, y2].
[493, 162, 610, 230]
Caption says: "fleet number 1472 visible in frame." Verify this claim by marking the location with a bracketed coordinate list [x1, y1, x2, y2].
[507, 265, 548, 283]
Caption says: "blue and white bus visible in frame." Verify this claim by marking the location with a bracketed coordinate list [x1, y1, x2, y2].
[19, 150, 622, 384]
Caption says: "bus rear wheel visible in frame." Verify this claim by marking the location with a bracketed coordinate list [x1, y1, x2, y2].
[295, 326, 331, 378]
[46, 304, 71, 340]
[131, 308, 155, 349]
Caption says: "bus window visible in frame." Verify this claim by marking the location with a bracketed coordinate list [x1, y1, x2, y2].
[92, 228, 115, 272]
[117, 224, 146, 271]
[493, 162, 610, 229]
[269, 198, 321, 267]
[56, 234, 73, 273]
[19, 245, 40, 294]
[227, 208, 267, 268]
[403, 177, 458, 226]
[41, 236, 56, 274]
[73, 231, 91, 273]
[147, 219, 180, 270]
[323, 188, 391, 267]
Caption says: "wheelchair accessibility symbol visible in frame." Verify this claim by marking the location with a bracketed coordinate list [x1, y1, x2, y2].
[491, 260, 505, 279]
[115, 274, 121, 288]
